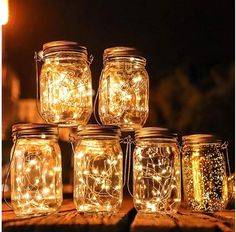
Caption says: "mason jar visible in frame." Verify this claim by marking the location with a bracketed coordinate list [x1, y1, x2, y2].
[133, 127, 181, 214]
[182, 134, 228, 212]
[11, 124, 62, 217]
[98, 47, 149, 131]
[74, 125, 123, 213]
[35, 40, 93, 127]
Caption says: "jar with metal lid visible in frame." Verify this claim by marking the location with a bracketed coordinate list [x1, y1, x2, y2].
[133, 127, 181, 214]
[10, 124, 62, 217]
[98, 47, 149, 131]
[74, 124, 123, 213]
[182, 134, 228, 212]
[35, 40, 93, 127]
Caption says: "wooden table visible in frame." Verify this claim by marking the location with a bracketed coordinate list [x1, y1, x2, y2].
[2, 199, 235, 232]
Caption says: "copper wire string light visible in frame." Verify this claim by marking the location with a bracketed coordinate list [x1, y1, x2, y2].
[73, 125, 123, 214]
[4, 41, 232, 218]
[133, 128, 181, 213]
[10, 124, 62, 217]
[35, 41, 93, 127]
[98, 47, 149, 132]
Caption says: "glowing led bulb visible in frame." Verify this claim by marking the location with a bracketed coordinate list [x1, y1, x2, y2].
[43, 187, 50, 195]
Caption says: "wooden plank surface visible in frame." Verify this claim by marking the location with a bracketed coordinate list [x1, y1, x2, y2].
[2, 198, 135, 232]
[131, 208, 235, 232]
[2, 186, 235, 232]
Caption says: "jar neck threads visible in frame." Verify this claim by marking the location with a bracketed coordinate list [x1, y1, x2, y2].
[12, 123, 59, 140]
[103, 47, 146, 66]
[76, 124, 121, 138]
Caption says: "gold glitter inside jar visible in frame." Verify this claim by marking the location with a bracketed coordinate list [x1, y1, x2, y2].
[182, 134, 228, 212]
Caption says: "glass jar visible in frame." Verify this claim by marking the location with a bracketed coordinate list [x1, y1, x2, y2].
[133, 127, 181, 214]
[74, 125, 123, 214]
[11, 124, 62, 217]
[36, 40, 93, 127]
[98, 47, 149, 131]
[182, 134, 228, 212]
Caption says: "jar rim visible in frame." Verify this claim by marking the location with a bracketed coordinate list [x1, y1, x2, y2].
[40, 40, 88, 58]
[182, 134, 222, 144]
[135, 127, 177, 140]
[77, 124, 121, 137]
[103, 46, 146, 64]
[12, 123, 59, 137]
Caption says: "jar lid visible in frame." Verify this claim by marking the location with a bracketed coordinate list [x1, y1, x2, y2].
[103, 46, 146, 64]
[182, 134, 222, 144]
[135, 127, 177, 140]
[42, 40, 88, 57]
[12, 123, 59, 137]
[77, 124, 121, 137]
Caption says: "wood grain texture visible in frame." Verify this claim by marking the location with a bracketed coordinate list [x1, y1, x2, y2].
[2, 197, 235, 232]
[131, 209, 235, 232]
[2, 199, 136, 232]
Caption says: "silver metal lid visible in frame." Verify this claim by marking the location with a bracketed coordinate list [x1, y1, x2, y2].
[42, 40, 88, 58]
[103, 46, 146, 64]
[12, 123, 59, 137]
[135, 127, 177, 139]
[182, 134, 222, 144]
[77, 124, 121, 137]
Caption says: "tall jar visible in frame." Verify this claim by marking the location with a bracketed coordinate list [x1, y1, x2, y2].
[11, 124, 62, 217]
[182, 134, 228, 212]
[74, 125, 123, 213]
[133, 127, 181, 214]
[36, 41, 93, 127]
[98, 47, 149, 131]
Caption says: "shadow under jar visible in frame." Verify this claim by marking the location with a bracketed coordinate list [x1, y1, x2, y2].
[98, 47, 149, 132]
[133, 127, 181, 214]
[182, 134, 228, 212]
[36, 41, 93, 128]
[10, 124, 62, 217]
[73, 125, 123, 214]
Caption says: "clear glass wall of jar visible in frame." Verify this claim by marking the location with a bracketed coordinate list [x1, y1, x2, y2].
[133, 127, 181, 214]
[182, 134, 228, 212]
[98, 47, 149, 132]
[74, 125, 123, 214]
[36, 41, 93, 127]
[11, 124, 62, 217]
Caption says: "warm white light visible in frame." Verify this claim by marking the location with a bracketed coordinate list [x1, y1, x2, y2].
[0, 0, 8, 25]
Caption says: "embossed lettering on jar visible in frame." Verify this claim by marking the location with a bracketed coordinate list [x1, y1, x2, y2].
[74, 125, 123, 214]
[133, 127, 181, 214]
[37, 41, 93, 127]
[11, 124, 62, 217]
[182, 134, 228, 212]
[99, 47, 149, 131]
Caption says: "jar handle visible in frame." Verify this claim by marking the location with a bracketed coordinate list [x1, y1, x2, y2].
[120, 135, 135, 196]
[93, 70, 103, 125]
[88, 54, 94, 65]
[221, 141, 231, 177]
[34, 51, 45, 120]
[69, 133, 78, 155]
[3, 134, 18, 209]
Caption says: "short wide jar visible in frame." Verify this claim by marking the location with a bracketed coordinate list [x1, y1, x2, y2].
[182, 134, 228, 212]
[74, 125, 123, 213]
[11, 124, 63, 217]
[133, 127, 181, 214]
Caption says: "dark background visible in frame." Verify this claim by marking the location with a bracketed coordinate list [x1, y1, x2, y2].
[2, 0, 235, 176]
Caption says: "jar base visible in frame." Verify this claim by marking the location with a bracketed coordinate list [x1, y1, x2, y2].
[11, 200, 62, 218]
